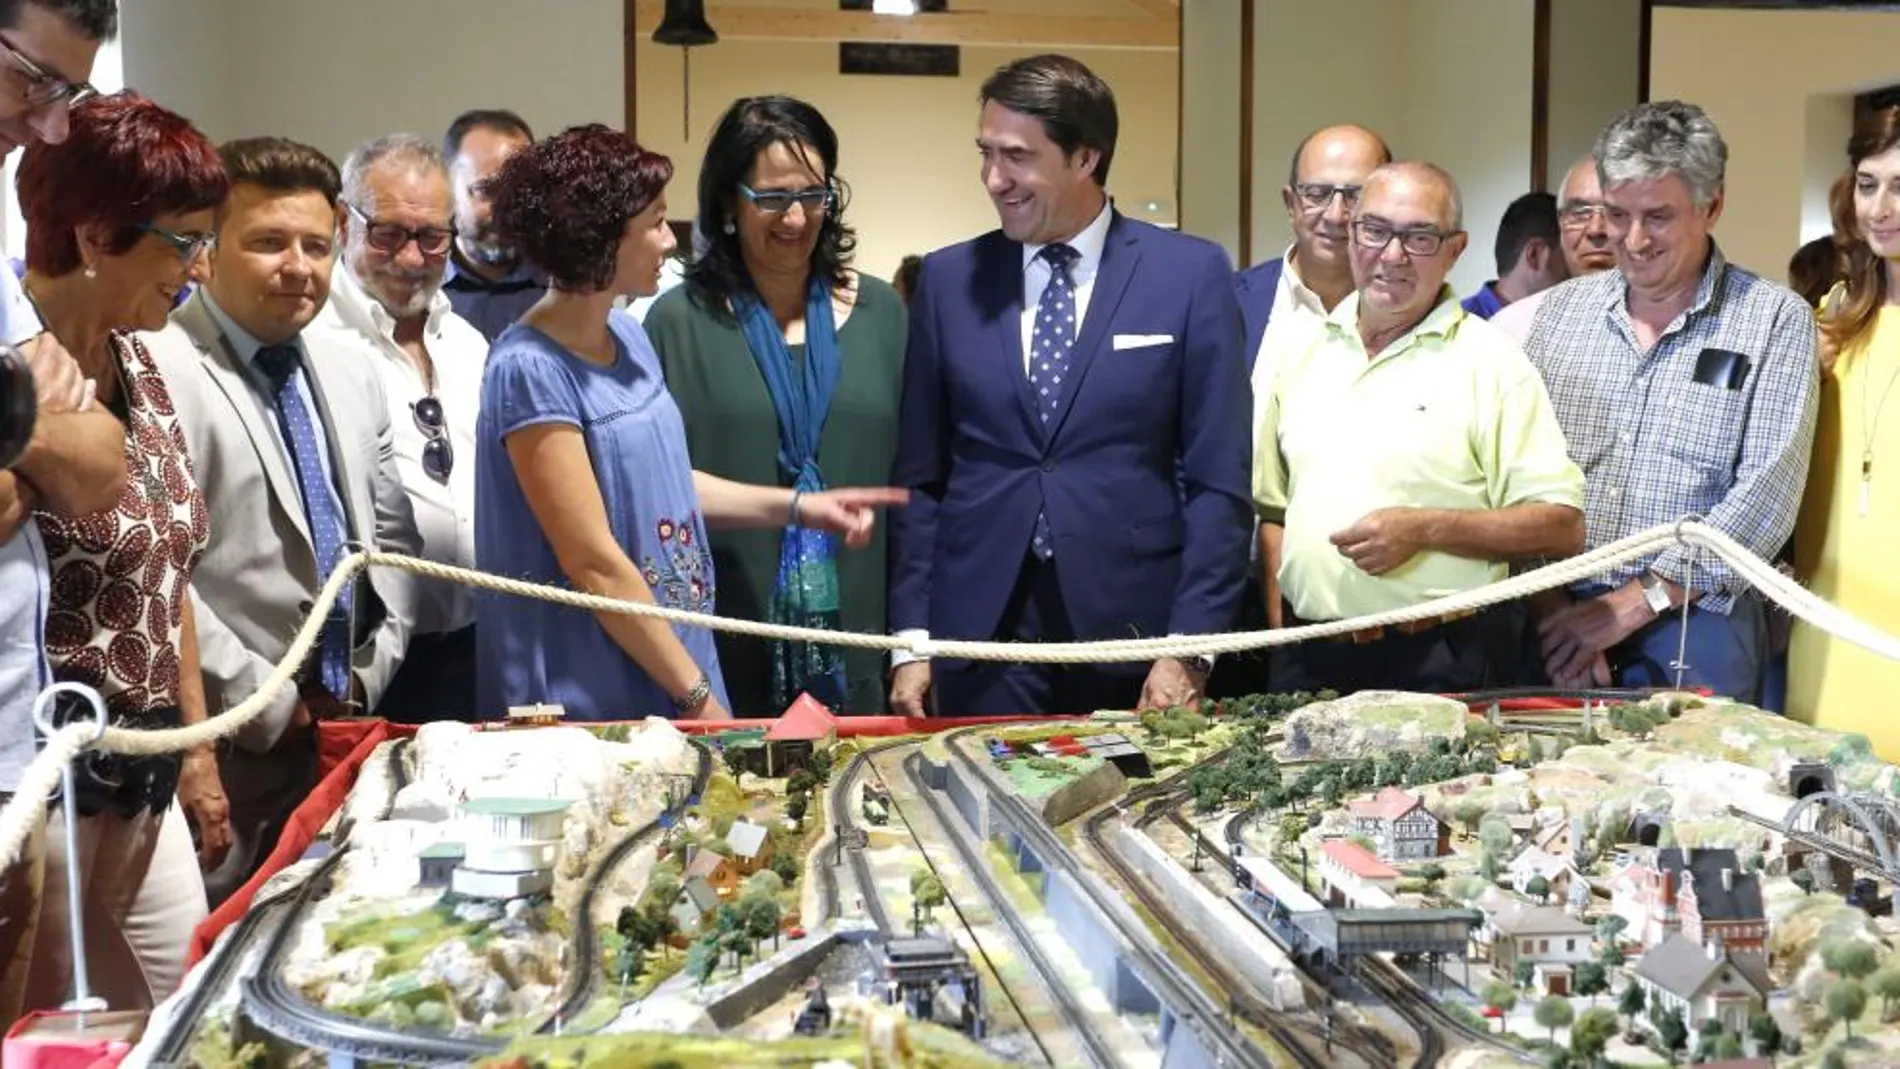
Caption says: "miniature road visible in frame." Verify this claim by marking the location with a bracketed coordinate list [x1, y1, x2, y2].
[890, 746, 1128, 1069]
[240, 738, 715, 1065]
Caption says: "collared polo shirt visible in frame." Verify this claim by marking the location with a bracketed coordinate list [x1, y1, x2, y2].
[1254, 287, 1585, 622]
[1523, 245, 1818, 613]
[1462, 282, 1507, 319]
[1250, 247, 1332, 445]
[442, 252, 546, 343]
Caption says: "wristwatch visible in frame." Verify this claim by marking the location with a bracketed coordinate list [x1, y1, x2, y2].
[1178, 654, 1215, 678]
[1640, 573, 1674, 617]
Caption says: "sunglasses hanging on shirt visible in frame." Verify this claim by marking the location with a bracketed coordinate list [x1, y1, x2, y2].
[412, 395, 453, 481]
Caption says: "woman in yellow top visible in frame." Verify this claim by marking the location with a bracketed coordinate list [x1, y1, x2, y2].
[1791, 105, 1900, 758]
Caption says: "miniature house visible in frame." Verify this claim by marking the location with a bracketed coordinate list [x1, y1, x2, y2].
[1610, 847, 1767, 952]
[762, 694, 839, 778]
[416, 841, 465, 888]
[450, 796, 572, 900]
[670, 875, 722, 938]
[1486, 904, 1595, 993]
[683, 845, 742, 898]
[1346, 787, 1448, 862]
[1507, 846, 1584, 903]
[1318, 840, 1399, 908]
[1632, 932, 1770, 1034]
[504, 702, 566, 728]
[725, 819, 774, 875]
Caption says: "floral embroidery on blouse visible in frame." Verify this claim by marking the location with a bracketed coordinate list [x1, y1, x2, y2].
[640, 511, 714, 614]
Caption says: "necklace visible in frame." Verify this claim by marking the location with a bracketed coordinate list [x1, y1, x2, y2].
[1860, 337, 1900, 518]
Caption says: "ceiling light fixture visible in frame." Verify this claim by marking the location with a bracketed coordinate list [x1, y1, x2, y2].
[871, 0, 919, 14]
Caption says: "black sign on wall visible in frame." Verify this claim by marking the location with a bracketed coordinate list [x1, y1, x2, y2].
[838, 0, 959, 77]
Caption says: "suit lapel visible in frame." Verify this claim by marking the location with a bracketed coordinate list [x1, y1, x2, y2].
[979, 233, 1043, 446]
[1045, 214, 1139, 446]
[175, 294, 314, 550]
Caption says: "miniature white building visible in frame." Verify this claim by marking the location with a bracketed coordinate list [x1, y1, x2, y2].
[451, 796, 574, 900]
[1488, 904, 1595, 994]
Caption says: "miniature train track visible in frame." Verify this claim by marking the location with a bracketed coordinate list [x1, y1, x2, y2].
[1357, 954, 1537, 1065]
[941, 728, 1278, 1069]
[541, 737, 714, 1030]
[896, 750, 1117, 1069]
[241, 737, 713, 1065]
[1095, 772, 1397, 1069]
[817, 737, 910, 930]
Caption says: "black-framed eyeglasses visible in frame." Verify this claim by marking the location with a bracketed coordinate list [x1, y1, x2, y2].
[137, 223, 214, 262]
[0, 33, 94, 110]
[1559, 203, 1609, 230]
[345, 201, 456, 257]
[737, 182, 836, 216]
[412, 395, 454, 481]
[1352, 219, 1459, 257]
[1294, 183, 1362, 211]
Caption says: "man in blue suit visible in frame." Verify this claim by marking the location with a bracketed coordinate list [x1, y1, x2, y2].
[888, 54, 1252, 717]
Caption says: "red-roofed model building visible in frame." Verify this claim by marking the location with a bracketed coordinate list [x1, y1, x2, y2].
[760, 693, 840, 778]
[1347, 787, 1448, 862]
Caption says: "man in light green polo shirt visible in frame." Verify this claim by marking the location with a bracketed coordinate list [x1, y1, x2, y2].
[1253, 161, 1586, 695]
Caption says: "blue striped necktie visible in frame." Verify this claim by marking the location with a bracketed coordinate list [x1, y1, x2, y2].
[255, 343, 352, 700]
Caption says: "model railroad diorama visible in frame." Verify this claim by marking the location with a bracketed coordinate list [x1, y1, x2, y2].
[126, 689, 1900, 1068]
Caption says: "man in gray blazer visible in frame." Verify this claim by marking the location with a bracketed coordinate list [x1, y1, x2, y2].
[143, 137, 421, 904]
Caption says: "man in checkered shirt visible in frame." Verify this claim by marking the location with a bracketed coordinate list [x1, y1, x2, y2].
[1522, 101, 1818, 705]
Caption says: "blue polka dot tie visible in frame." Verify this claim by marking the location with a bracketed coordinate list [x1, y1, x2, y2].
[256, 344, 353, 700]
[1027, 243, 1079, 561]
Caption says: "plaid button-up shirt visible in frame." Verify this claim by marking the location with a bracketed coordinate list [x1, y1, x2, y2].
[1523, 244, 1818, 614]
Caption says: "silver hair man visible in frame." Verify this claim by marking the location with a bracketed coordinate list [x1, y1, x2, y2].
[339, 133, 455, 320]
[1593, 100, 1728, 209]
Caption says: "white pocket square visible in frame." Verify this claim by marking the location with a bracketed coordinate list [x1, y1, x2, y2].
[1112, 333, 1174, 350]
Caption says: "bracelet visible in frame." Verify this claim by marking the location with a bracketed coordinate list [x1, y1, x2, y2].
[673, 673, 712, 714]
[789, 489, 804, 528]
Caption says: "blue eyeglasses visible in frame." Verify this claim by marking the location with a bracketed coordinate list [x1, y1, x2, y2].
[737, 183, 836, 216]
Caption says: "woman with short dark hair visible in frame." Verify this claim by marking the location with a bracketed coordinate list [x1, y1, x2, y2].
[645, 96, 906, 716]
[14, 89, 228, 1016]
[473, 124, 902, 722]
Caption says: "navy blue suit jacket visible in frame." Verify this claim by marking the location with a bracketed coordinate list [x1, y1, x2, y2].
[1232, 255, 1284, 374]
[888, 212, 1253, 647]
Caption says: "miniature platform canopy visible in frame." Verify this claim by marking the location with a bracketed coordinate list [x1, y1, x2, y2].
[460, 797, 575, 817]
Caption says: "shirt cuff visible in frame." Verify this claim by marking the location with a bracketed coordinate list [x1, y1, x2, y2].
[1169, 634, 1216, 669]
[891, 628, 931, 668]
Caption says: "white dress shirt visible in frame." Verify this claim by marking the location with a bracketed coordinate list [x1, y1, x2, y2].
[1250, 245, 1332, 446]
[1019, 198, 1113, 372]
[0, 268, 47, 792]
[308, 268, 484, 635]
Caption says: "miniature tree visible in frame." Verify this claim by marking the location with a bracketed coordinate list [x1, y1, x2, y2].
[1526, 736, 1546, 764]
[1712, 1032, 1744, 1060]
[1792, 868, 1816, 896]
[1447, 874, 1488, 904]
[1821, 1047, 1850, 1069]
[1573, 960, 1607, 1004]
[1869, 964, 1900, 1022]
[1695, 1018, 1725, 1062]
[1747, 1012, 1781, 1059]
[1481, 851, 1502, 882]
[743, 893, 782, 953]
[1279, 812, 1308, 845]
[1479, 816, 1517, 860]
[1618, 981, 1646, 1031]
[1823, 940, 1880, 982]
[721, 925, 754, 970]
[1825, 978, 1867, 1039]
[743, 869, 785, 901]
[1418, 862, 1446, 884]
[1320, 776, 1345, 809]
[1569, 1007, 1617, 1062]
[1653, 1007, 1688, 1062]
[771, 851, 800, 885]
[786, 792, 809, 828]
[910, 870, 947, 923]
[1454, 798, 1488, 840]
[1533, 994, 1573, 1043]
[1526, 874, 1551, 904]
[1595, 914, 1627, 948]
[1481, 982, 1519, 1026]
[807, 749, 833, 784]
[1515, 958, 1537, 991]
[686, 937, 720, 988]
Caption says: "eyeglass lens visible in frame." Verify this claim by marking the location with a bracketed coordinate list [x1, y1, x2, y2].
[412, 397, 453, 480]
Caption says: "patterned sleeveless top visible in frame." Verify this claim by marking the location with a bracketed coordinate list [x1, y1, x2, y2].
[36, 333, 211, 720]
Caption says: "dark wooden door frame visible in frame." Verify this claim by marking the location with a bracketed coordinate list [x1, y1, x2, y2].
[1532, 0, 1552, 191]
[1239, 0, 1255, 266]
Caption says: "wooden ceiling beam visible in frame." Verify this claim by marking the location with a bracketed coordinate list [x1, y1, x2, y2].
[634, 1, 1178, 51]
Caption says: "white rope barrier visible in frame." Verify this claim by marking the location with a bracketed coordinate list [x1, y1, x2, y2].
[3, 518, 1897, 872]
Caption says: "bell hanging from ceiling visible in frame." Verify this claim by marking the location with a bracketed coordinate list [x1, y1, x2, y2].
[651, 0, 719, 139]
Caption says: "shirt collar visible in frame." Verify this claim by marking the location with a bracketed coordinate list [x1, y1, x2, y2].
[1020, 197, 1114, 276]
[332, 262, 451, 345]
[201, 290, 296, 368]
[1278, 244, 1329, 316]
[1602, 239, 1729, 319]
[1327, 284, 1466, 356]
[443, 248, 543, 294]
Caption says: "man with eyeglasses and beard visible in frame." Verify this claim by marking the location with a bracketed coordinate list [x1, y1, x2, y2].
[308, 133, 485, 721]
[1253, 161, 1585, 695]
[1490, 155, 1618, 344]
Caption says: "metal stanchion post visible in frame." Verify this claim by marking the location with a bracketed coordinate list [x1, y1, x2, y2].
[1669, 518, 1703, 690]
[30, 682, 111, 1017]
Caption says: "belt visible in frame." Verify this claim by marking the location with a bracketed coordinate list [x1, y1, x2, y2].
[1329, 608, 1479, 644]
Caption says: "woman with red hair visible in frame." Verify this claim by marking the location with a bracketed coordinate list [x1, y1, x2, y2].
[12, 90, 228, 1016]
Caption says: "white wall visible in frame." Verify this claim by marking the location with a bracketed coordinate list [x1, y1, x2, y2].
[1249, 0, 1535, 297]
[1546, 0, 1642, 183]
[1179, 0, 1242, 266]
[1802, 94, 1853, 246]
[1651, 7, 1900, 278]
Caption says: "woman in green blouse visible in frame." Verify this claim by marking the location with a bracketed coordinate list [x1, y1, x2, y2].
[646, 96, 906, 716]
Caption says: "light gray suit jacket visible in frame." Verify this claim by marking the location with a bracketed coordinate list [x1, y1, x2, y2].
[142, 292, 421, 899]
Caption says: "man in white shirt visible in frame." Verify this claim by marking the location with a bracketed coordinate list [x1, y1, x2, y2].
[1220, 123, 1389, 698]
[308, 133, 484, 720]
